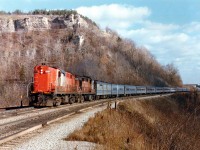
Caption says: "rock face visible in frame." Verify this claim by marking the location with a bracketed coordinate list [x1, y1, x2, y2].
[0, 18, 15, 32]
[0, 14, 89, 32]
[15, 17, 50, 31]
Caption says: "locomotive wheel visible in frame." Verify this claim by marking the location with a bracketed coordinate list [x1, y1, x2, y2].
[53, 97, 61, 106]
[84, 95, 92, 101]
[29, 95, 36, 106]
[88, 95, 94, 101]
[61, 96, 69, 104]
[46, 98, 54, 107]
[96, 95, 100, 100]
[80, 95, 84, 103]
[37, 94, 46, 107]
[77, 95, 84, 103]
[69, 96, 75, 104]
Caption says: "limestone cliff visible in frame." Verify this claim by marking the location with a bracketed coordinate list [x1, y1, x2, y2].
[0, 14, 90, 33]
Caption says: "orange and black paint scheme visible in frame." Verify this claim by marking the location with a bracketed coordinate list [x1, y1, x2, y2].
[30, 65, 95, 106]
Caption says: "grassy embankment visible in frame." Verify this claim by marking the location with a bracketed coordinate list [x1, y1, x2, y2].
[66, 92, 200, 150]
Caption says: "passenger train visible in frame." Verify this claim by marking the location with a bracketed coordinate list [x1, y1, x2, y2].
[29, 64, 189, 106]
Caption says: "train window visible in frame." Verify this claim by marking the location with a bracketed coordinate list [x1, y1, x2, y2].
[58, 71, 61, 77]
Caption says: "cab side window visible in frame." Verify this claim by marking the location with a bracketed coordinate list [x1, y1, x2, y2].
[58, 71, 61, 77]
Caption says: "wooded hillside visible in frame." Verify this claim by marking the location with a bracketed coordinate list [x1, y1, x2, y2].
[0, 10, 182, 107]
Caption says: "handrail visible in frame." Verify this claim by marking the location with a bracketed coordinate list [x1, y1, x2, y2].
[27, 82, 33, 98]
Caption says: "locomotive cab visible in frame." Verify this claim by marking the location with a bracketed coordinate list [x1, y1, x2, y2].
[76, 76, 95, 94]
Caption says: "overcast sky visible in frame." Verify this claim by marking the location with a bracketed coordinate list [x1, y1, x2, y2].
[0, 0, 200, 84]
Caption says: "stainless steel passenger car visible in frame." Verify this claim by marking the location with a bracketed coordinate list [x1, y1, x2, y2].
[96, 81, 112, 98]
[125, 85, 137, 95]
[146, 86, 156, 94]
[163, 87, 171, 93]
[155, 87, 163, 93]
[111, 84, 125, 96]
[136, 86, 146, 94]
[170, 88, 176, 93]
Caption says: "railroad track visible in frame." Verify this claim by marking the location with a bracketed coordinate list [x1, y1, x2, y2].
[0, 94, 171, 147]
[0, 98, 118, 145]
[0, 107, 42, 120]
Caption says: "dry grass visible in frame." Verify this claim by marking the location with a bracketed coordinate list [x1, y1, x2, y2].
[66, 92, 200, 150]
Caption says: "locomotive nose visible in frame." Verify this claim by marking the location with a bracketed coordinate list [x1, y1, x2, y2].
[35, 66, 44, 74]
[35, 66, 50, 74]
[33, 65, 51, 93]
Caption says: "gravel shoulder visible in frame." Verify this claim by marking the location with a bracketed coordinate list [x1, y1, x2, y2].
[0, 104, 108, 150]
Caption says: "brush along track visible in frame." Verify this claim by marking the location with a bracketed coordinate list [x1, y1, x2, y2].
[0, 94, 171, 146]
